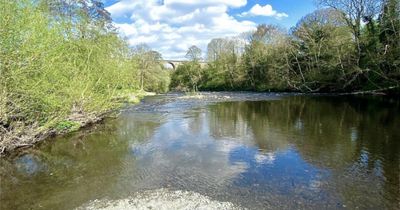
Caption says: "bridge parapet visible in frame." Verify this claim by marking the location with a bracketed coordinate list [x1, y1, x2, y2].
[163, 60, 207, 70]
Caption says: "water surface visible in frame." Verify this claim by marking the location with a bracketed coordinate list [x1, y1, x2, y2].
[1, 93, 399, 209]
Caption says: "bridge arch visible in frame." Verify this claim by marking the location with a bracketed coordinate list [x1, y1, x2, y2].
[166, 61, 176, 70]
[163, 60, 183, 70]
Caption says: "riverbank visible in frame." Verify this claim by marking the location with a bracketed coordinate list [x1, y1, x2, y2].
[0, 91, 156, 157]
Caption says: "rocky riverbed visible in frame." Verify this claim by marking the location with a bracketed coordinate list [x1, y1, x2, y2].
[77, 189, 243, 210]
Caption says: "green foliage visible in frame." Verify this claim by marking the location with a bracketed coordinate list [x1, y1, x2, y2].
[170, 2, 399, 93]
[170, 62, 203, 92]
[0, 0, 168, 140]
[132, 45, 170, 93]
[55, 120, 80, 132]
[201, 38, 245, 90]
[379, 0, 400, 78]
[241, 25, 290, 91]
[170, 45, 204, 92]
[290, 9, 356, 91]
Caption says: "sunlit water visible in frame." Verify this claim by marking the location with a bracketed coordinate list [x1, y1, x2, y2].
[1, 93, 399, 210]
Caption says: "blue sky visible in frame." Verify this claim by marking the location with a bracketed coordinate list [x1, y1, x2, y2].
[104, 0, 317, 59]
[233, 0, 316, 28]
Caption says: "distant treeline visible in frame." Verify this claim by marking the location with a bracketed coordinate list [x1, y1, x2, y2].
[0, 0, 169, 151]
[171, 0, 400, 93]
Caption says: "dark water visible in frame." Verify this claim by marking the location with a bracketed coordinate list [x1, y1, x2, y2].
[1, 93, 399, 210]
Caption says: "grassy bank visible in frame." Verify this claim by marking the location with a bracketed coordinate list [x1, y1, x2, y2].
[0, 90, 154, 156]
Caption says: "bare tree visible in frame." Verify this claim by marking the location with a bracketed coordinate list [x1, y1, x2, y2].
[42, 0, 114, 33]
[207, 38, 225, 61]
[247, 24, 284, 44]
[185, 45, 202, 61]
[133, 44, 163, 90]
[207, 37, 245, 62]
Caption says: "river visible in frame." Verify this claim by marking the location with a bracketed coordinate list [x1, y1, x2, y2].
[0, 92, 399, 210]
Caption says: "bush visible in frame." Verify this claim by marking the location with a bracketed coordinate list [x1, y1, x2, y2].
[0, 0, 159, 148]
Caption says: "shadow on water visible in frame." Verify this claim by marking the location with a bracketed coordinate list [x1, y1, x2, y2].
[0, 94, 399, 210]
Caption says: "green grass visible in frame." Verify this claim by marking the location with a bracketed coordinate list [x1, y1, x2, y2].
[55, 121, 81, 132]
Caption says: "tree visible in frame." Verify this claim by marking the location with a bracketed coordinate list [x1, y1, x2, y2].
[379, 0, 400, 78]
[43, 0, 113, 26]
[185, 45, 202, 61]
[170, 62, 202, 92]
[170, 46, 203, 91]
[185, 46, 203, 91]
[1, 0, 165, 151]
[207, 38, 225, 62]
[318, 0, 382, 65]
[133, 44, 169, 92]
[242, 24, 288, 90]
[291, 9, 355, 91]
[204, 37, 246, 90]
[247, 24, 282, 44]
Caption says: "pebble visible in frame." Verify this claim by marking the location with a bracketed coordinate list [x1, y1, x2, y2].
[77, 189, 244, 210]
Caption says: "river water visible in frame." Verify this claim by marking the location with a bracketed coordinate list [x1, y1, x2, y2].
[1, 93, 399, 210]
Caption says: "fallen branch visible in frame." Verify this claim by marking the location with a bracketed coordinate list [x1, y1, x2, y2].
[339, 85, 400, 95]
[15, 143, 34, 148]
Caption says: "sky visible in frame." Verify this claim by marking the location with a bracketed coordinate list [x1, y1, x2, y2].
[104, 0, 317, 60]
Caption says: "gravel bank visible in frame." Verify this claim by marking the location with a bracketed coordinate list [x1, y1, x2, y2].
[77, 189, 244, 210]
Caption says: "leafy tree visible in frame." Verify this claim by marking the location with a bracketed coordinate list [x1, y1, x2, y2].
[203, 37, 245, 90]
[171, 46, 203, 91]
[291, 9, 355, 91]
[242, 24, 288, 90]
[0, 0, 169, 152]
[170, 1, 399, 93]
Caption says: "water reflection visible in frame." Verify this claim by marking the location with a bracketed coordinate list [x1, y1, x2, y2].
[0, 95, 399, 210]
[207, 97, 399, 209]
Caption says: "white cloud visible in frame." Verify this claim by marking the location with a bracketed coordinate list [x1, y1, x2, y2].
[239, 4, 288, 19]
[163, 0, 248, 8]
[254, 152, 276, 164]
[106, 0, 256, 60]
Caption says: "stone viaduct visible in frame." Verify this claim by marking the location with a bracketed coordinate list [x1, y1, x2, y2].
[163, 60, 207, 70]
